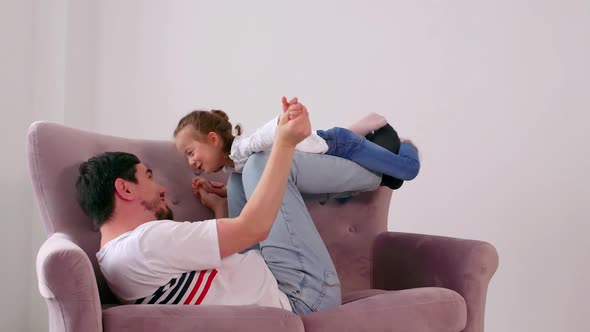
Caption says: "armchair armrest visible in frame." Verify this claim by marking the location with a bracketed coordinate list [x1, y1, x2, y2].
[372, 231, 498, 332]
[36, 233, 102, 332]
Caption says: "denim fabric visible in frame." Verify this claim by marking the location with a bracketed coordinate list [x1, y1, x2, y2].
[316, 127, 420, 181]
[226, 151, 381, 315]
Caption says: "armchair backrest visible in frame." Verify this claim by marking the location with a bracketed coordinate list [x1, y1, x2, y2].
[27, 122, 392, 302]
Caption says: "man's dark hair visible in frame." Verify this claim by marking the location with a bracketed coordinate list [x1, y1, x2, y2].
[76, 152, 141, 227]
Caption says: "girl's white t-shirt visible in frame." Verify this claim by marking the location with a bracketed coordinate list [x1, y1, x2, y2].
[229, 116, 329, 171]
[96, 220, 291, 310]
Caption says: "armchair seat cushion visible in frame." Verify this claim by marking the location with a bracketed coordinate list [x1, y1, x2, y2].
[102, 304, 304, 332]
[101, 288, 465, 332]
[304, 287, 467, 332]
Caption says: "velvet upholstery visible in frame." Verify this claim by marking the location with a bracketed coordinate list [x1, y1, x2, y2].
[28, 122, 498, 331]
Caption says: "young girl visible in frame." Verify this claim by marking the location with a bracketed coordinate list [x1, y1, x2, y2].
[173, 97, 420, 194]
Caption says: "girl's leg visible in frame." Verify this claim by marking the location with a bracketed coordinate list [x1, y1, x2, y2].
[317, 127, 420, 181]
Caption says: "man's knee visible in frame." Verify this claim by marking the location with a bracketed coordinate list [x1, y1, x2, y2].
[242, 152, 270, 179]
[241, 152, 276, 195]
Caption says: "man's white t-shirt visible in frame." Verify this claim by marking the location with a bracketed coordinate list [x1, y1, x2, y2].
[96, 220, 291, 310]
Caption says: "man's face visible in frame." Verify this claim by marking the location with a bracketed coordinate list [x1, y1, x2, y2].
[133, 163, 174, 220]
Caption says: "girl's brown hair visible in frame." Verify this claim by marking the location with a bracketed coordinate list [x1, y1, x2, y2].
[173, 110, 243, 155]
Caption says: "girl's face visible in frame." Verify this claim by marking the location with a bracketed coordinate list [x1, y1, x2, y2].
[174, 127, 227, 174]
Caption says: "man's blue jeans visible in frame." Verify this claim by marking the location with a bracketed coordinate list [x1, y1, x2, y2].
[227, 151, 381, 315]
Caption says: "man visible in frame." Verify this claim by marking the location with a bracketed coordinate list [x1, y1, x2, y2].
[76, 105, 382, 315]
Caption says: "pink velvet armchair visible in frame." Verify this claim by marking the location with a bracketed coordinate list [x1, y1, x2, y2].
[28, 121, 498, 332]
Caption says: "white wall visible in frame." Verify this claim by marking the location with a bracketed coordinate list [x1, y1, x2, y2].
[91, 1, 590, 331]
[2, 1, 588, 331]
[0, 0, 34, 330]
[0, 0, 97, 330]
[29, 0, 97, 330]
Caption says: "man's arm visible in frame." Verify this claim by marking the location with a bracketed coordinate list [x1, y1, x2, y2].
[215, 103, 311, 258]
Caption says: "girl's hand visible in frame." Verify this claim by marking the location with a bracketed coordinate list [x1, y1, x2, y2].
[192, 177, 227, 198]
[276, 102, 311, 147]
[282, 96, 298, 112]
[281, 96, 305, 120]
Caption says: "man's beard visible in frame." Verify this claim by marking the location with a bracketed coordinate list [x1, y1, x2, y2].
[155, 205, 174, 220]
[142, 198, 174, 220]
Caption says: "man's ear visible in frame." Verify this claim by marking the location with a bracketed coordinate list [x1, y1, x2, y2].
[114, 178, 134, 201]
